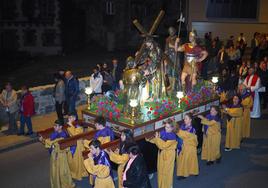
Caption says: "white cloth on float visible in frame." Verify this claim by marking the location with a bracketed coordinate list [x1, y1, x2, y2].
[243, 75, 261, 118]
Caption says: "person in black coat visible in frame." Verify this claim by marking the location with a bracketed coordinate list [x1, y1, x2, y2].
[257, 62, 268, 109]
[111, 59, 122, 91]
[122, 144, 151, 188]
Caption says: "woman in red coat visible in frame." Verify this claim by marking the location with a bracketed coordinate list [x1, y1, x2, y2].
[18, 86, 35, 135]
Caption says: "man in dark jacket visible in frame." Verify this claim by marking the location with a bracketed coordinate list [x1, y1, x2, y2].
[65, 71, 79, 119]
[111, 59, 122, 91]
[123, 144, 151, 188]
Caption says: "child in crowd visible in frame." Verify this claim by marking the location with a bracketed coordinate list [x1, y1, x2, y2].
[176, 113, 199, 178]
[106, 129, 135, 188]
[66, 113, 83, 136]
[84, 139, 115, 188]
[222, 95, 243, 151]
[198, 106, 222, 165]
[39, 120, 69, 153]
[146, 118, 178, 188]
[240, 85, 253, 138]
[84, 116, 115, 148]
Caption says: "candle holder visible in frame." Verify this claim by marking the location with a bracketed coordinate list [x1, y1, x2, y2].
[176, 91, 184, 108]
[85, 87, 93, 110]
[211, 76, 219, 96]
[129, 99, 138, 124]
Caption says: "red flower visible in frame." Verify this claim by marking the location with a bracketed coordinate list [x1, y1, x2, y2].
[168, 101, 172, 105]
[162, 100, 166, 103]
[96, 110, 99, 113]
[159, 115, 163, 119]
[154, 111, 158, 115]
[156, 106, 159, 109]
[150, 107, 153, 111]
[109, 112, 113, 119]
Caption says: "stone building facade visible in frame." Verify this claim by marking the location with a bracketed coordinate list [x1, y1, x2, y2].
[0, 0, 61, 56]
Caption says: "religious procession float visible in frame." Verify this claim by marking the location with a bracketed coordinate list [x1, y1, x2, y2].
[38, 10, 221, 186]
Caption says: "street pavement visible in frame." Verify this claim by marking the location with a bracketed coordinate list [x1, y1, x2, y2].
[0, 110, 268, 188]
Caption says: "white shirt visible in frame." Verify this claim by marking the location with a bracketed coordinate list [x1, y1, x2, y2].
[90, 73, 103, 93]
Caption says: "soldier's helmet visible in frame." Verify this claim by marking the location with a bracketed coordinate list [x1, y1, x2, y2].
[126, 56, 136, 68]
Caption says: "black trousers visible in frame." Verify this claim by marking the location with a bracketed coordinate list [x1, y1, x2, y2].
[7, 112, 18, 134]
[55, 101, 64, 122]
[193, 118, 203, 149]
[260, 91, 268, 108]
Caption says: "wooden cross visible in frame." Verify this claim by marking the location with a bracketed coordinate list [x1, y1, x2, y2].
[132, 10, 165, 65]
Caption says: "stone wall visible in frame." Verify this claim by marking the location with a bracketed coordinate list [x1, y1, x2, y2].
[0, 77, 90, 124]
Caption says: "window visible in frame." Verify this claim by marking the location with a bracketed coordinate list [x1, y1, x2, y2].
[42, 29, 56, 46]
[38, 0, 55, 20]
[23, 29, 37, 46]
[106, 1, 115, 15]
[0, 0, 17, 20]
[206, 0, 258, 19]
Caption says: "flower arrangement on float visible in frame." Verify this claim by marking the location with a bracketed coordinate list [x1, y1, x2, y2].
[146, 99, 177, 119]
[96, 98, 121, 121]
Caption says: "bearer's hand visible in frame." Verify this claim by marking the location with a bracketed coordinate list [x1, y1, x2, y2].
[88, 152, 93, 159]
[197, 115, 204, 119]
[39, 136, 43, 142]
[155, 132, 160, 138]
[175, 37, 180, 43]
[114, 148, 120, 154]
[145, 137, 151, 142]
[104, 149, 111, 155]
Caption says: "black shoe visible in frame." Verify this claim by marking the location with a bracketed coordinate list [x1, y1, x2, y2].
[25, 132, 33, 136]
[216, 157, 221, 164]
[177, 176, 186, 180]
[206, 161, 214, 166]
[17, 132, 25, 136]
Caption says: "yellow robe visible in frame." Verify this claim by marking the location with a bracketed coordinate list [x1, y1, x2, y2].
[45, 138, 64, 149]
[67, 125, 83, 137]
[176, 130, 199, 177]
[66, 125, 87, 180]
[241, 96, 253, 138]
[225, 107, 243, 149]
[148, 137, 177, 188]
[109, 151, 129, 188]
[50, 143, 75, 188]
[201, 118, 221, 162]
[67, 140, 88, 180]
[84, 158, 115, 188]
